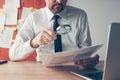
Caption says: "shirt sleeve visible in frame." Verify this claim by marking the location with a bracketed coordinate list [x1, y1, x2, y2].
[76, 11, 92, 48]
[9, 14, 36, 61]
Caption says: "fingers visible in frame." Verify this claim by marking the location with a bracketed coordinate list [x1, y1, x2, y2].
[41, 29, 56, 45]
[32, 28, 56, 46]
[74, 58, 90, 66]
[90, 54, 99, 64]
[90, 54, 99, 59]
[43, 29, 56, 41]
[74, 54, 100, 69]
[30, 28, 57, 47]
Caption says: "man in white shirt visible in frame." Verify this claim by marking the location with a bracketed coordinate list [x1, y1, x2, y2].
[9, 0, 99, 69]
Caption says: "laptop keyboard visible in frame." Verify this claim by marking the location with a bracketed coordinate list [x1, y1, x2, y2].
[71, 68, 103, 80]
[83, 71, 103, 80]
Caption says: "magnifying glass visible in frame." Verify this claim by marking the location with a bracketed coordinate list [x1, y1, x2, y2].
[56, 25, 71, 35]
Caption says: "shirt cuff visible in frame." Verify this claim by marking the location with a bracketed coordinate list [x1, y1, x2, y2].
[24, 40, 36, 53]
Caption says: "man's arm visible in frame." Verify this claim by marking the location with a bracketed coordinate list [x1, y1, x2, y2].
[75, 11, 99, 69]
[9, 14, 56, 61]
[9, 14, 35, 61]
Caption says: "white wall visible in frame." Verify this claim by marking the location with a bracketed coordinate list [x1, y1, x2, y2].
[68, 0, 120, 60]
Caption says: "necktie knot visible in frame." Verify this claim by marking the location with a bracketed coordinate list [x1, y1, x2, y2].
[53, 15, 59, 20]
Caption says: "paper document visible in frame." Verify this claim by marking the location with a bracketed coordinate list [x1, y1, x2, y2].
[40, 44, 103, 66]
[0, 12, 5, 30]
[5, 0, 20, 8]
[3, 5, 18, 25]
[0, 27, 13, 48]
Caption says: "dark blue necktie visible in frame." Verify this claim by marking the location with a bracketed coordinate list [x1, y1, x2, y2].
[53, 15, 62, 52]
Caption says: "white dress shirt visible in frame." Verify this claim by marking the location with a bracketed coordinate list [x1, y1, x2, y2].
[9, 5, 91, 61]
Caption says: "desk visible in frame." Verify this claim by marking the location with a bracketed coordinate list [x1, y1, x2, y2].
[0, 61, 104, 80]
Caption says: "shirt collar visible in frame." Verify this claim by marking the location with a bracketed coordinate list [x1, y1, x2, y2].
[58, 6, 67, 19]
[45, 7, 54, 21]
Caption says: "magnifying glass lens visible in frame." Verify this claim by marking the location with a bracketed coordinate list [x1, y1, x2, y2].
[56, 25, 71, 35]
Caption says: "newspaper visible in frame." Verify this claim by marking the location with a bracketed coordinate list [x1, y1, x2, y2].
[40, 44, 103, 66]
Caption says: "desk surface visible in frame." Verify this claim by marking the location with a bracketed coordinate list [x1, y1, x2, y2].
[0, 61, 104, 80]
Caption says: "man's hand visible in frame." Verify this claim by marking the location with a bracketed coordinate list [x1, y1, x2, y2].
[74, 54, 99, 70]
[30, 28, 56, 48]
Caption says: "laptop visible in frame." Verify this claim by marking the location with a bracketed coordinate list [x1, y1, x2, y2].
[103, 23, 120, 80]
[71, 23, 120, 80]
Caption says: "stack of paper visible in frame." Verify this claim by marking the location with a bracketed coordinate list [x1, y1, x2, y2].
[40, 44, 103, 67]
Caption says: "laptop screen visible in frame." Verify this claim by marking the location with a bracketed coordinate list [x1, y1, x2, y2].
[103, 23, 120, 80]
